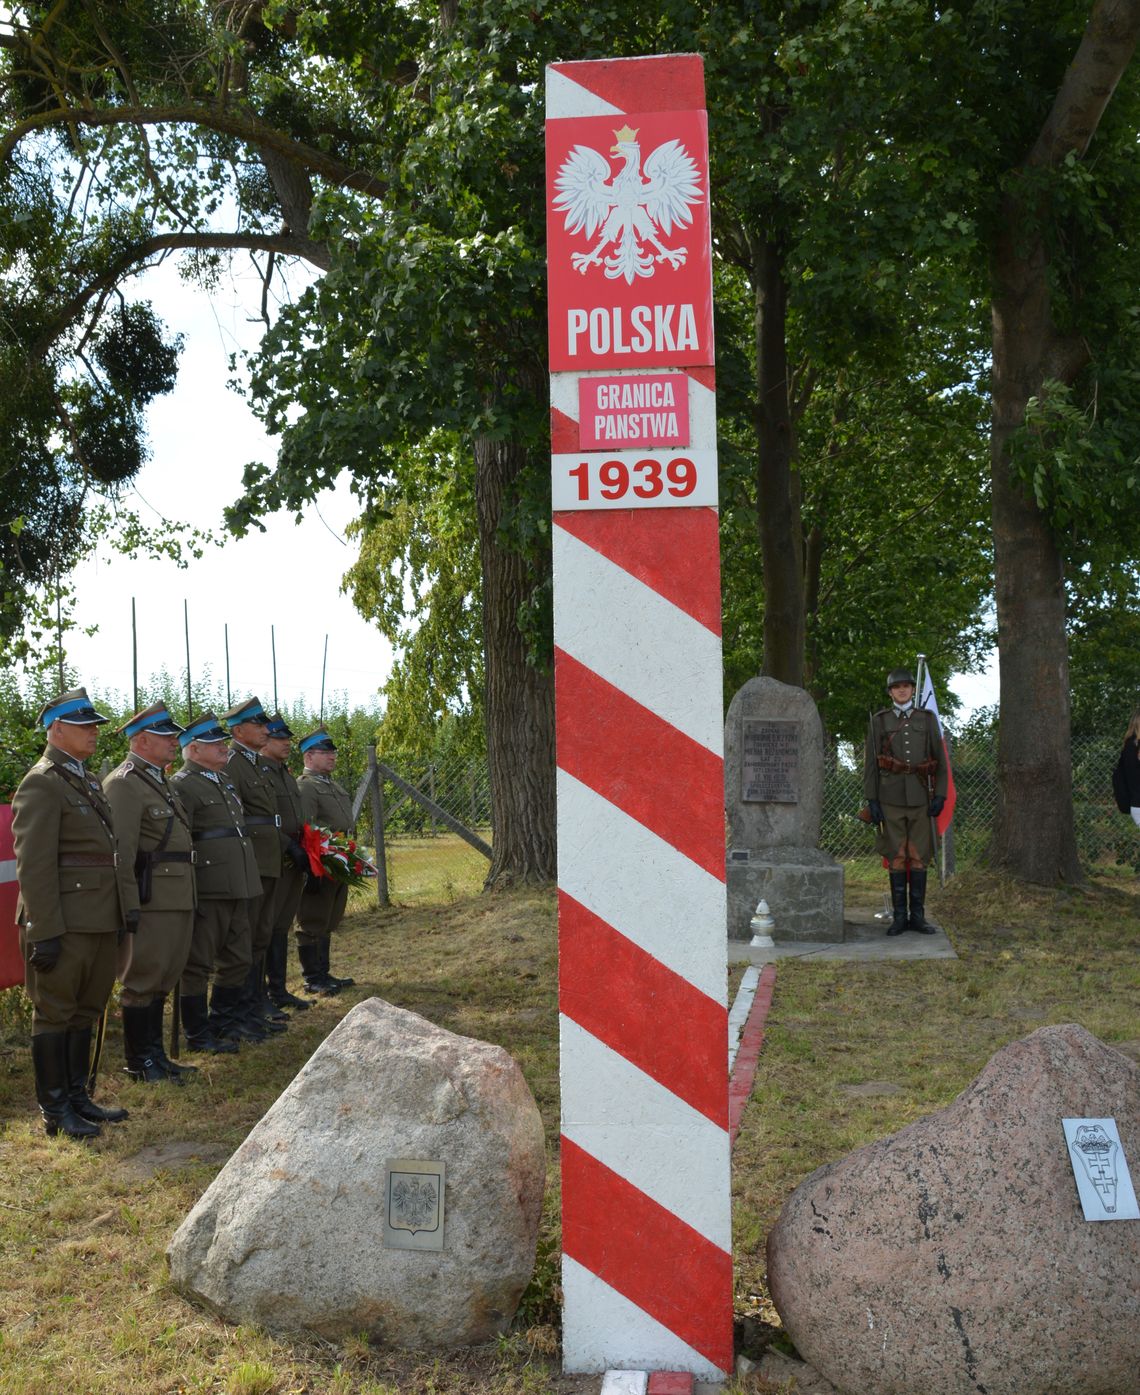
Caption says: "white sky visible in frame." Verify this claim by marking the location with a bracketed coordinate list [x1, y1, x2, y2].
[61, 256, 395, 714]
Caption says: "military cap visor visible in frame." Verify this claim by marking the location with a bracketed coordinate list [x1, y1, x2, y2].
[223, 696, 269, 727]
[120, 704, 186, 739]
[299, 728, 337, 753]
[179, 714, 229, 747]
[40, 689, 109, 727]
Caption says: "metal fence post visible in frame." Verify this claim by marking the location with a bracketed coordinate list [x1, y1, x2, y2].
[368, 743, 390, 908]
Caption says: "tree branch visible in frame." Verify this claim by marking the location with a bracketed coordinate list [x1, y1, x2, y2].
[31, 230, 325, 359]
[0, 101, 388, 200]
[1029, 0, 1140, 166]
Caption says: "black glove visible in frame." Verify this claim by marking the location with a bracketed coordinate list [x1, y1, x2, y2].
[125, 909, 141, 934]
[28, 936, 63, 973]
[929, 796, 946, 818]
[287, 838, 309, 870]
[868, 800, 884, 826]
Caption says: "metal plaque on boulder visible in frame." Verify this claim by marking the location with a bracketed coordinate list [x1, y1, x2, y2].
[741, 718, 799, 803]
[384, 1158, 446, 1251]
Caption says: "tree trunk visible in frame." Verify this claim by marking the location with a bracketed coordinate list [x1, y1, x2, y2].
[473, 434, 557, 887]
[988, 200, 1082, 884]
[752, 235, 805, 685]
[987, 0, 1140, 882]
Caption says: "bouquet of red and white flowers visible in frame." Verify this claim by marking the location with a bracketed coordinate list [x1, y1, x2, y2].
[300, 823, 378, 887]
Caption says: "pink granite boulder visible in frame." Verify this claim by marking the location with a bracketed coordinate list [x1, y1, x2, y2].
[767, 1024, 1140, 1395]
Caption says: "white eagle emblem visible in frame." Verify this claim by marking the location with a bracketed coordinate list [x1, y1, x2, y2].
[552, 124, 703, 285]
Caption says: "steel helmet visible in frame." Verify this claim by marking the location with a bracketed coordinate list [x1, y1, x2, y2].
[886, 668, 916, 691]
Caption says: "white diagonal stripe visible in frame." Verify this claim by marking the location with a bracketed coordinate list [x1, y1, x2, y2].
[561, 1256, 726, 1379]
[546, 66, 624, 119]
[553, 526, 723, 752]
[557, 771, 726, 1003]
[561, 1017, 730, 1247]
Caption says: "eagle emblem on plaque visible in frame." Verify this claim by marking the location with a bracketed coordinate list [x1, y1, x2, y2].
[552, 124, 703, 284]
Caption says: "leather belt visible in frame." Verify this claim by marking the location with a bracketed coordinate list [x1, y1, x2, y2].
[59, 852, 116, 867]
[245, 814, 282, 827]
[193, 826, 247, 842]
[150, 851, 197, 864]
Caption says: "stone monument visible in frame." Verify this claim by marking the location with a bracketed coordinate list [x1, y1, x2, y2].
[724, 676, 844, 941]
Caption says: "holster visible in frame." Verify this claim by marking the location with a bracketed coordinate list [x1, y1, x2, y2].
[135, 853, 154, 905]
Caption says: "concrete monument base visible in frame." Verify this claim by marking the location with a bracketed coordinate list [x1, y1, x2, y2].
[727, 846, 845, 942]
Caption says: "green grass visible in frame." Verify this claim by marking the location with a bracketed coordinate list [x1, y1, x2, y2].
[2, 839, 1137, 1393]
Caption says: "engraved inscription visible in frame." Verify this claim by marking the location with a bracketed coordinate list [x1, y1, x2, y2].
[742, 718, 799, 803]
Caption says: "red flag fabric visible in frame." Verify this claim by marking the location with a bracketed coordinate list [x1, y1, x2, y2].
[0, 805, 23, 992]
[919, 667, 957, 836]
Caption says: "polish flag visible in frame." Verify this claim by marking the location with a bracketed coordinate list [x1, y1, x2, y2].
[919, 667, 956, 836]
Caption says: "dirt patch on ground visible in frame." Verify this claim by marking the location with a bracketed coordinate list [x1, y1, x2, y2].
[118, 1139, 232, 1180]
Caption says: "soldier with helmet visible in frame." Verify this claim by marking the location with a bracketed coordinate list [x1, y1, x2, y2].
[104, 702, 197, 1084]
[864, 667, 948, 935]
[296, 724, 356, 996]
[11, 687, 130, 1139]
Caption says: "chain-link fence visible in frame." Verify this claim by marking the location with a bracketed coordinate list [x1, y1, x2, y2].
[371, 732, 1137, 874]
[821, 730, 1137, 871]
[355, 753, 492, 847]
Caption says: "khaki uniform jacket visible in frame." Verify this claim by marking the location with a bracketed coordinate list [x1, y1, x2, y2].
[265, 759, 304, 842]
[298, 771, 355, 835]
[12, 745, 124, 942]
[104, 757, 196, 916]
[226, 745, 283, 879]
[172, 762, 261, 899]
[864, 706, 949, 808]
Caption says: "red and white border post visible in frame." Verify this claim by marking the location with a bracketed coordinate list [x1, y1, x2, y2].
[546, 55, 733, 1378]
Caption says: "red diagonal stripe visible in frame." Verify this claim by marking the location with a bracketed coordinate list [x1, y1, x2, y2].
[551, 406, 579, 453]
[561, 1137, 733, 1373]
[549, 57, 706, 114]
[555, 651, 724, 880]
[553, 510, 722, 634]
[559, 891, 728, 1128]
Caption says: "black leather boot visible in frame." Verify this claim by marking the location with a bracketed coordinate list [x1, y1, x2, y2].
[33, 1031, 100, 1139]
[67, 1025, 128, 1123]
[244, 960, 287, 1033]
[268, 928, 309, 1011]
[212, 981, 267, 1042]
[182, 992, 238, 1054]
[298, 941, 338, 996]
[323, 938, 354, 989]
[908, 867, 936, 933]
[887, 871, 909, 936]
[122, 1005, 168, 1082]
[148, 996, 195, 1081]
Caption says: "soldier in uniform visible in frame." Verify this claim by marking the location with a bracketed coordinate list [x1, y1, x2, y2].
[172, 713, 261, 1050]
[864, 668, 948, 935]
[261, 713, 310, 1013]
[12, 687, 129, 1139]
[296, 725, 356, 996]
[222, 697, 286, 1036]
[104, 702, 197, 1084]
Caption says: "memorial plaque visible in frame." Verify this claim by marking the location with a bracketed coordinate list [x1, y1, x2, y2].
[741, 718, 799, 803]
[383, 1158, 446, 1252]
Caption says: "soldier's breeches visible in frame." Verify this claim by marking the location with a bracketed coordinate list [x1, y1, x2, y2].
[296, 880, 348, 945]
[249, 877, 279, 958]
[117, 909, 195, 1005]
[181, 899, 252, 995]
[273, 866, 305, 935]
[875, 803, 934, 869]
[21, 929, 117, 1034]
